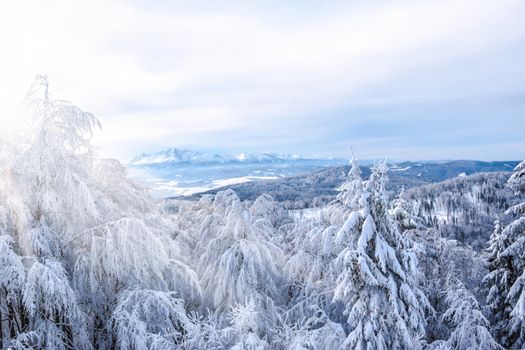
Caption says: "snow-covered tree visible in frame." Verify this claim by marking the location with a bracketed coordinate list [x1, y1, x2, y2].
[408, 228, 485, 342]
[391, 187, 424, 232]
[484, 160, 525, 348]
[224, 298, 269, 350]
[281, 156, 367, 334]
[337, 157, 364, 210]
[22, 259, 90, 349]
[330, 157, 364, 227]
[286, 220, 340, 291]
[283, 218, 344, 331]
[284, 156, 365, 304]
[5, 75, 100, 349]
[274, 308, 345, 350]
[331, 157, 366, 254]
[181, 311, 225, 349]
[198, 195, 284, 330]
[333, 160, 429, 349]
[442, 279, 501, 350]
[17, 75, 101, 243]
[111, 289, 193, 349]
[0, 235, 26, 349]
[0, 76, 204, 349]
[484, 219, 513, 341]
[73, 217, 201, 348]
[250, 194, 290, 233]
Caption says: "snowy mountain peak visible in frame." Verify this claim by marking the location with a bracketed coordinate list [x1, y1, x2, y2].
[237, 153, 247, 161]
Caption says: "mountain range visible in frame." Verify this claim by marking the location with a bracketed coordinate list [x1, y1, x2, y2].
[129, 148, 326, 166]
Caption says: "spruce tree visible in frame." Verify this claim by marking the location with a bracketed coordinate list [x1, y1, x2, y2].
[484, 160, 525, 348]
[333, 161, 429, 349]
[443, 279, 501, 350]
[391, 188, 424, 232]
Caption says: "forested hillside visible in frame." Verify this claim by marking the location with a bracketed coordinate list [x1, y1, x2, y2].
[403, 172, 524, 250]
[196, 161, 518, 209]
[1, 77, 523, 349]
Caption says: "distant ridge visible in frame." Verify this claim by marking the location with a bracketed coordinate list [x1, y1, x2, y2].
[187, 160, 520, 204]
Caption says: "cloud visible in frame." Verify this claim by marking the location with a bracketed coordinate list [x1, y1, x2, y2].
[0, 0, 524, 160]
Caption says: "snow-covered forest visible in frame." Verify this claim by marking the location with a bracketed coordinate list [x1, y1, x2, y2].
[0, 77, 524, 350]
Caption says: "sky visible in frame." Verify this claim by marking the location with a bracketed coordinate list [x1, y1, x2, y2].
[0, 0, 524, 162]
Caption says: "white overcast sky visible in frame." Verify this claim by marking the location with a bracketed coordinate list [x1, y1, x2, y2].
[0, 0, 524, 161]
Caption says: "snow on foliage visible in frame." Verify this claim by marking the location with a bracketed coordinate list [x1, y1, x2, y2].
[407, 227, 486, 344]
[335, 157, 364, 213]
[484, 160, 525, 349]
[333, 160, 430, 350]
[225, 298, 269, 350]
[0, 76, 200, 349]
[442, 279, 501, 350]
[111, 289, 192, 350]
[391, 187, 424, 232]
[196, 197, 284, 331]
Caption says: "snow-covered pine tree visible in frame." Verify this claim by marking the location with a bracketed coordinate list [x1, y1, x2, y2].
[504, 160, 525, 349]
[337, 156, 364, 210]
[332, 156, 366, 254]
[285, 155, 364, 301]
[282, 158, 366, 331]
[333, 160, 429, 350]
[409, 228, 485, 343]
[484, 219, 513, 343]
[391, 187, 424, 232]
[329, 156, 364, 227]
[442, 279, 501, 350]
[484, 159, 525, 348]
